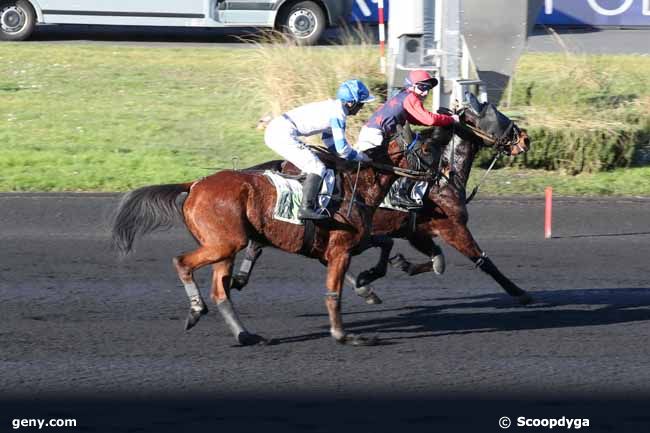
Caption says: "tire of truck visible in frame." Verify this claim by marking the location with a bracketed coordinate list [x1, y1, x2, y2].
[0, 0, 36, 41]
[278, 1, 326, 46]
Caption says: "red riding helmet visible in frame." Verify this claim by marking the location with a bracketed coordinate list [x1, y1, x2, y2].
[404, 70, 439, 88]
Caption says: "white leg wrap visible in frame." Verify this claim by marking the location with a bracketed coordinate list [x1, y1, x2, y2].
[184, 282, 204, 311]
[346, 273, 376, 299]
[217, 298, 247, 337]
[331, 327, 345, 340]
[184, 281, 200, 299]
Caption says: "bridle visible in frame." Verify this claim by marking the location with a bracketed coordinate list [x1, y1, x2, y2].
[458, 107, 529, 203]
[461, 108, 528, 156]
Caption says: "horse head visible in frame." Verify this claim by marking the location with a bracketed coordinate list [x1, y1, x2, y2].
[462, 93, 530, 156]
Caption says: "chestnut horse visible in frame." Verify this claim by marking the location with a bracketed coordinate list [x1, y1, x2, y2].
[231, 100, 533, 305]
[111, 133, 433, 346]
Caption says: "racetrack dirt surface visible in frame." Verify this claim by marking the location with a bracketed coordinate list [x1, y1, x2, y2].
[2, 193, 650, 431]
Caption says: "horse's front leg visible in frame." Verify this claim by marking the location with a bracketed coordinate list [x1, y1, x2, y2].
[325, 248, 377, 346]
[436, 221, 533, 305]
[390, 235, 446, 276]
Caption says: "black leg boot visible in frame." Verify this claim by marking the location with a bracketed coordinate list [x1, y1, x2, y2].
[298, 173, 328, 220]
[392, 178, 420, 209]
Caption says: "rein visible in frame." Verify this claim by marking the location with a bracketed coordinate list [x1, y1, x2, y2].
[465, 152, 501, 204]
[308, 143, 435, 181]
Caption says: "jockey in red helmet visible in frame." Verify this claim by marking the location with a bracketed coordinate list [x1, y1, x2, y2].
[356, 69, 458, 208]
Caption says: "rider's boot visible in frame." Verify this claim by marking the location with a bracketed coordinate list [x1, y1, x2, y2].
[298, 173, 328, 220]
[392, 178, 421, 209]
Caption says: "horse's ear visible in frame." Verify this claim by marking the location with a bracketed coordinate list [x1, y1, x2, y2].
[465, 92, 483, 115]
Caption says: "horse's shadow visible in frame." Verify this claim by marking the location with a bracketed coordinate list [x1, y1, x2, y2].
[275, 287, 650, 344]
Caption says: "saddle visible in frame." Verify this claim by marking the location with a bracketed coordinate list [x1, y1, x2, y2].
[379, 123, 430, 212]
[264, 168, 341, 225]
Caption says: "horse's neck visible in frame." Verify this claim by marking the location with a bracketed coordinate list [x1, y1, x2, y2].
[348, 143, 403, 207]
[441, 135, 477, 188]
[349, 167, 395, 208]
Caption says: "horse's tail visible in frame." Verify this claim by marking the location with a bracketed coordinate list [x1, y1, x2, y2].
[111, 183, 192, 256]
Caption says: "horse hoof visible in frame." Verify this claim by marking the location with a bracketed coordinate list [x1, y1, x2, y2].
[237, 332, 271, 346]
[516, 292, 533, 305]
[230, 274, 247, 291]
[336, 333, 379, 347]
[389, 253, 410, 272]
[184, 305, 208, 331]
[364, 292, 383, 305]
[432, 254, 446, 275]
[356, 271, 373, 288]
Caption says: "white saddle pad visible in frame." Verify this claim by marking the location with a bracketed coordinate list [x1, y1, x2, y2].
[264, 169, 335, 225]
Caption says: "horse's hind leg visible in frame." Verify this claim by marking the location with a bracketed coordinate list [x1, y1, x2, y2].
[211, 259, 269, 346]
[173, 245, 239, 331]
[391, 235, 446, 276]
[436, 221, 532, 305]
[230, 240, 263, 291]
[173, 250, 212, 331]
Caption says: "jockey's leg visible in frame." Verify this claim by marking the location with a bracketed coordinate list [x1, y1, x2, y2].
[264, 118, 327, 220]
[356, 125, 385, 152]
[298, 172, 327, 220]
[391, 178, 420, 209]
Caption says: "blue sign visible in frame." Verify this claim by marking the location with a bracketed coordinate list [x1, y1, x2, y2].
[538, 0, 650, 26]
[349, 0, 389, 23]
[347, 0, 649, 27]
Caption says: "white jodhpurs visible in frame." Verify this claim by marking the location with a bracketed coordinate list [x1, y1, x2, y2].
[265, 116, 326, 177]
[356, 126, 385, 152]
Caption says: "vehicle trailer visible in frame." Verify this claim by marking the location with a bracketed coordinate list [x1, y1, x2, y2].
[0, 0, 352, 44]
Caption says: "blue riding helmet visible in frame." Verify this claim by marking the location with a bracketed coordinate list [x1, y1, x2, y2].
[336, 79, 376, 104]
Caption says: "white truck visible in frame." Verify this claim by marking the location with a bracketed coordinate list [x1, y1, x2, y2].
[0, 0, 352, 44]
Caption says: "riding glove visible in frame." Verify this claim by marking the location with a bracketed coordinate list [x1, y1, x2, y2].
[355, 151, 372, 163]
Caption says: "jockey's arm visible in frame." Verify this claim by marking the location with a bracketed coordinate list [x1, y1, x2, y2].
[403, 92, 454, 127]
[324, 115, 359, 161]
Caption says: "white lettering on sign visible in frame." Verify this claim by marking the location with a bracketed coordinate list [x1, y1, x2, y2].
[587, 0, 634, 16]
[545, 0, 554, 14]
[546, 0, 648, 16]
[355, 0, 379, 17]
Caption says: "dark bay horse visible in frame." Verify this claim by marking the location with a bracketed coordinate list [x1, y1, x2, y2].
[111, 133, 432, 346]
[232, 100, 533, 305]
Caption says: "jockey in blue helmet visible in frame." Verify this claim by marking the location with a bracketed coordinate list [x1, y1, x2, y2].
[264, 79, 375, 220]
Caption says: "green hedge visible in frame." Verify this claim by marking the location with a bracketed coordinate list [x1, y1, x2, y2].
[474, 53, 650, 173]
[476, 124, 650, 174]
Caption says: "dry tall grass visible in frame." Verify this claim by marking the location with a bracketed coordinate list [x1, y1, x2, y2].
[239, 28, 385, 140]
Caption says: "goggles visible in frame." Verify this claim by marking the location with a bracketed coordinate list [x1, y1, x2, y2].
[347, 101, 365, 115]
[416, 82, 433, 92]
